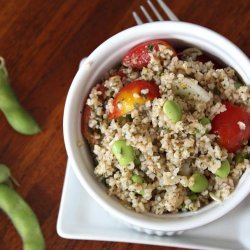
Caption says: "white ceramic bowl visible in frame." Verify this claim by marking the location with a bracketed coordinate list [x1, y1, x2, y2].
[63, 21, 250, 235]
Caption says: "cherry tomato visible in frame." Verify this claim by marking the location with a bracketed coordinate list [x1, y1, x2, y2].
[122, 40, 176, 69]
[108, 80, 160, 119]
[211, 102, 250, 152]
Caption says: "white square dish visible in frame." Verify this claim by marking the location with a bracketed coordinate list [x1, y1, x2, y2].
[57, 161, 250, 250]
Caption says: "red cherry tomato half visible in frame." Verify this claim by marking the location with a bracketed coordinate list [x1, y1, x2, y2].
[211, 102, 250, 152]
[108, 80, 160, 119]
[122, 40, 176, 69]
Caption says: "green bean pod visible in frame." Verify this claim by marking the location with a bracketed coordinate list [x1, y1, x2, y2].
[0, 164, 11, 183]
[0, 57, 41, 135]
[0, 184, 45, 250]
[0, 165, 45, 249]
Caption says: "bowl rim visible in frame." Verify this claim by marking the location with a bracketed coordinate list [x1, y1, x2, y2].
[63, 21, 250, 232]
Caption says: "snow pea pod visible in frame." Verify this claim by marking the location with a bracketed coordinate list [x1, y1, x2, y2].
[0, 57, 41, 135]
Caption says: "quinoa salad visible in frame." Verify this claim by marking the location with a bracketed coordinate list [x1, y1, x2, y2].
[82, 40, 250, 214]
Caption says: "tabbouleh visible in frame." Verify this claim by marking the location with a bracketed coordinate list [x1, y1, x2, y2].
[82, 41, 250, 214]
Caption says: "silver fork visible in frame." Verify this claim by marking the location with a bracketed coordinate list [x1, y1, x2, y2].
[133, 0, 179, 25]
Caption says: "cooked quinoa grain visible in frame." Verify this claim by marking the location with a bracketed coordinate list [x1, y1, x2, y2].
[82, 42, 250, 214]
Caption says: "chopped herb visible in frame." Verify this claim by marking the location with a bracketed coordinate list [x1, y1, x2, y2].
[134, 156, 141, 166]
[214, 87, 220, 95]
[235, 153, 244, 164]
[134, 148, 141, 166]
[147, 44, 155, 52]
[139, 190, 144, 196]
[125, 114, 132, 121]
[134, 102, 140, 108]
[163, 127, 170, 133]
[195, 128, 200, 134]
[234, 81, 244, 89]
[117, 116, 125, 123]
[180, 203, 186, 209]
[189, 193, 198, 202]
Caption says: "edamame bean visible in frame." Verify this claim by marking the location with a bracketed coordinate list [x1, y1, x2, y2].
[199, 117, 210, 126]
[131, 174, 143, 184]
[0, 185, 45, 250]
[0, 164, 11, 183]
[0, 165, 45, 250]
[112, 140, 135, 166]
[215, 160, 230, 178]
[0, 57, 41, 135]
[188, 173, 208, 193]
[3, 106, 42, 135]
[163, 100, 182, 123]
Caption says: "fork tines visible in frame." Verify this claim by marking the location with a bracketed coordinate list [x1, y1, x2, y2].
[133, 0, 179, 25]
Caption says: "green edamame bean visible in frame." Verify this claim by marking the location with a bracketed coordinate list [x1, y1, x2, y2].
[131, 174, 143, 184]
[215, 160, 230, 178]
[0, 184, 45, 250]
[112, 140, 135, 166]
[199, 117, 210, 126]
[0, 164, 45, 249]
[0, 57, 41, 135]
[163, 100, 182, 123]
[2, 106, 41, 135]
[0, 164, 11, 183]
[188, 173, 208, 193]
